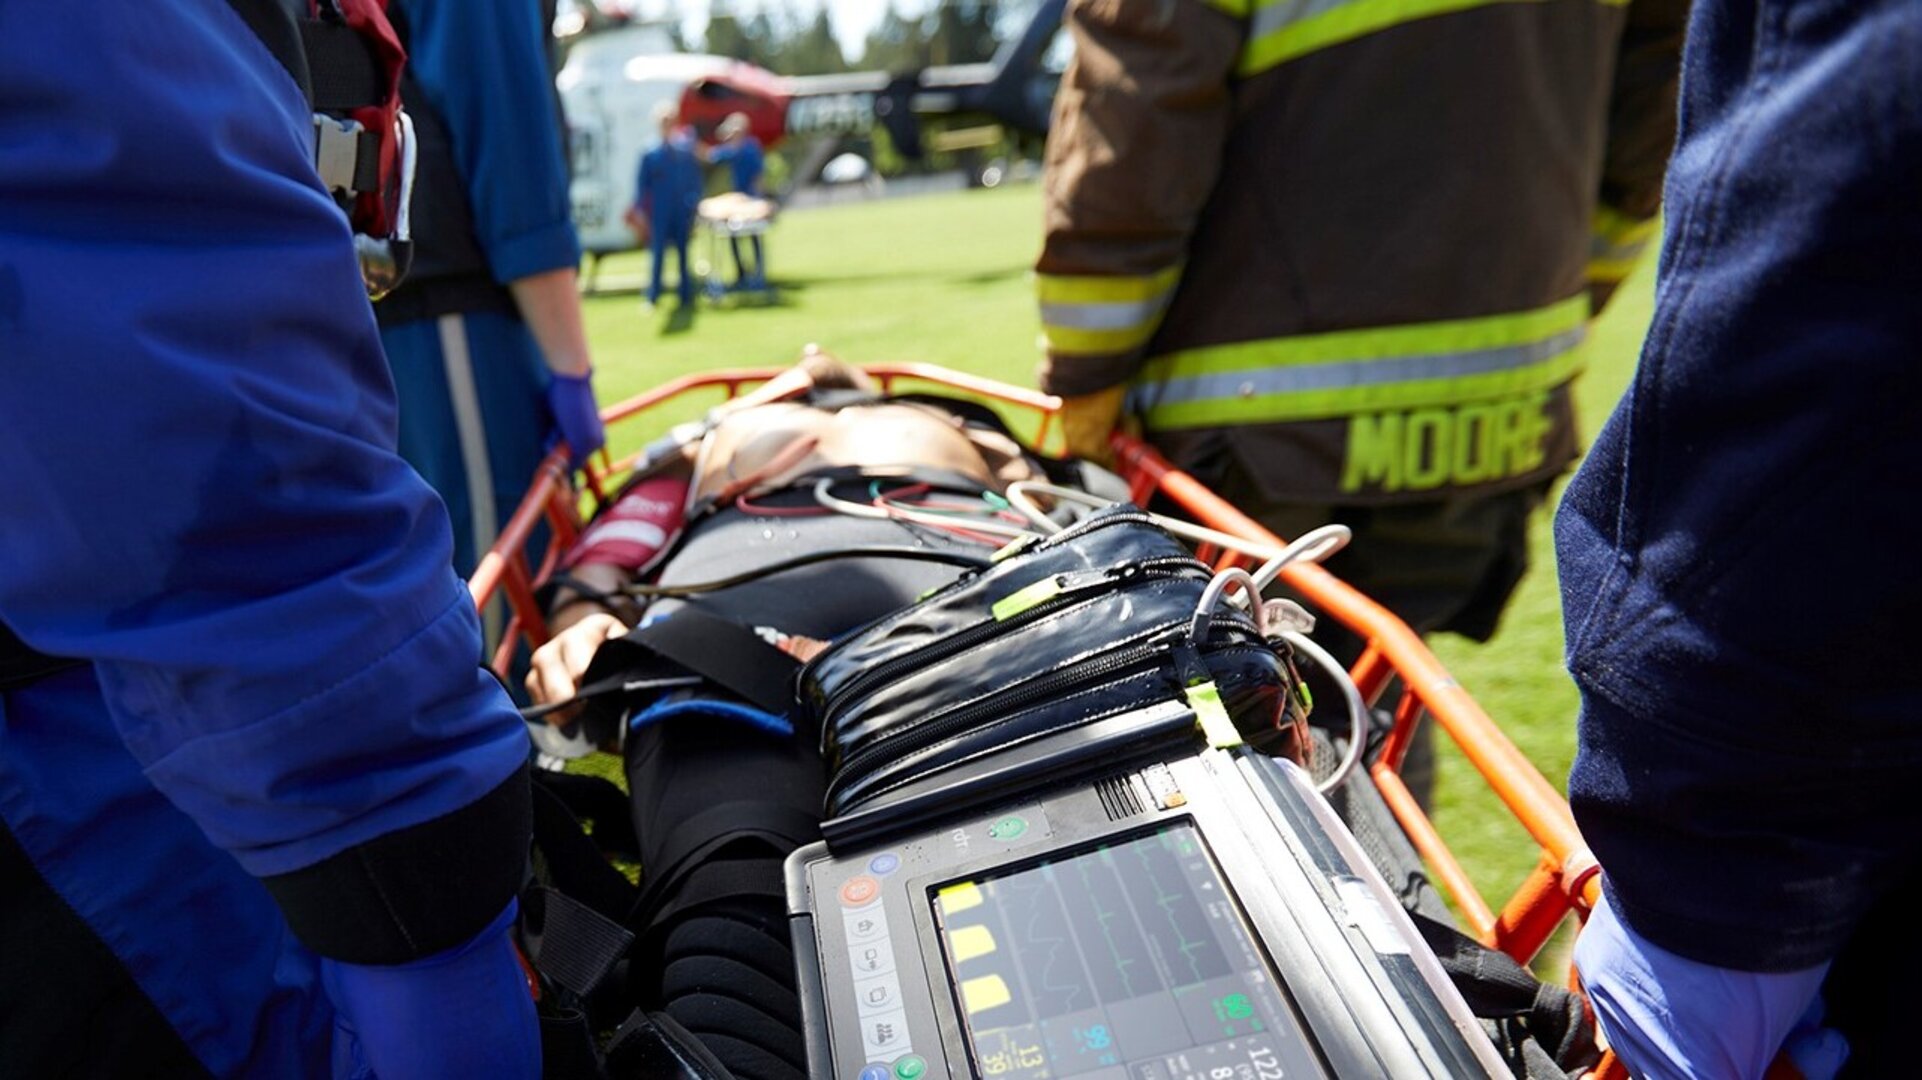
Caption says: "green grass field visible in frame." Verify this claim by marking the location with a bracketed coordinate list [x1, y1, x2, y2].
[579, 183, 1659, 945]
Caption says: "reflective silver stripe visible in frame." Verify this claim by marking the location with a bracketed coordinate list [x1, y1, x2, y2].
[437, 314, 502, 644]
[1142, 326, 1586, 407]
[1249, 0, 1349, 41]
[1590, 233, 1650, 261]
[1038, 292, 1175, 332]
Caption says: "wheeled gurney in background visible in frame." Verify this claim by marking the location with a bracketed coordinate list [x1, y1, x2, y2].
[695, 193, 776, 303]
[470, 363, 1624, 1079]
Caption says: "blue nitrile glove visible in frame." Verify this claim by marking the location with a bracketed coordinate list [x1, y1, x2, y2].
[546, 368, 605, 470]
[1576, 889, 1845, 1079]
[324, 901, 541, 1080]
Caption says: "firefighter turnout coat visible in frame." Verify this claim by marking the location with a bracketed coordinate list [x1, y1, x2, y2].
[1036, 0, 1688, 504]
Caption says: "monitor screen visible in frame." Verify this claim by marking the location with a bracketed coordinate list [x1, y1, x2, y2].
[930, 821, 1325, 1080]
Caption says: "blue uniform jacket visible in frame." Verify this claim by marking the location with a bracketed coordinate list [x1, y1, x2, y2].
[392, 0, 582, 295]
[637, 136, 703, 241]
[1558, 0, 1922, 974]
[710, 137, 766, 197]
[0, 0, 531, 1070]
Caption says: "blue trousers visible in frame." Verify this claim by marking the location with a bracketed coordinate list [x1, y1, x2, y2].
[0, 668, 334, 1076]
[649, 228, 693, 306]
[380, 310, 553, 583]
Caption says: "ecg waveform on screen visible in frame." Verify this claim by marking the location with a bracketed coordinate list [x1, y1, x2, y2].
[939, 829, 1235, 1029]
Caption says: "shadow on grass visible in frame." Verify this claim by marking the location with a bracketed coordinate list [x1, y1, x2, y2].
[948, 265, 1028, 287]
[661, 304, 697, 336]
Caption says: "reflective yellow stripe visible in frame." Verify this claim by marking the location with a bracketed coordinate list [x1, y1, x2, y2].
[1036, 265, 1183, 305]
[1200, 0, 1253, 16]
[1592, 205, 1659, 250]
[1135, 295, 1588, 429]
[1588, 206, 1659, 283]
[1241, 0, 1628, 76]
[1043, 323, 1164, 357]
[1586, 255, 1643, 285]
[1038, 264, 1184, 357]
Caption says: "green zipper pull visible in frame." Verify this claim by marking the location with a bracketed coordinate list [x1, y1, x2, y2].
[992, 574, 1066, 621]
[1185, 681, 1242, 748]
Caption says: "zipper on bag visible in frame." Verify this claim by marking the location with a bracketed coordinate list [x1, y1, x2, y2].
[827, 636, 1277, 809]
[813, 556, 1204, 730]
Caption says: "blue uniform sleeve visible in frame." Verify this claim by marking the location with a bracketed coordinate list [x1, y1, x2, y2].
[0, 0, 530, 963]
[1557, 0, 1922, 973]
[400, 0, 581, 282]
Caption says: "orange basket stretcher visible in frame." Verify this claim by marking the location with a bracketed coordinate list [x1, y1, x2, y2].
[470, 362, 1619, 1077]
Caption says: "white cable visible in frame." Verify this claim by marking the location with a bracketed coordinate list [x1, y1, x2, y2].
[1191, 567, 1266, 642]
[1008, 481, 1324, 569]
[1282, 629, 1370, 794]
[1248, 524, 1352, 593]
[811, 477, 891, 519]
[1004, 481, 1068, 534]
[812, 477, 1034, 538]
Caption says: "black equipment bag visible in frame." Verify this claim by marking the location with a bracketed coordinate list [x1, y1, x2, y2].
[797, 505, 1312, 816]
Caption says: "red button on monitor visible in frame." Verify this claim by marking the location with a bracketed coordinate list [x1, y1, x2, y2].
[840, 875, 881, 907]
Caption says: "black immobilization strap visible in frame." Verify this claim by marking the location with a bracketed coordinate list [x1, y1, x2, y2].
[578, 607, 802, 719]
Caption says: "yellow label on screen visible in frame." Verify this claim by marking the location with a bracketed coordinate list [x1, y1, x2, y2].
[949, 925, 997, 963]
[961, 975, 1013, 1015]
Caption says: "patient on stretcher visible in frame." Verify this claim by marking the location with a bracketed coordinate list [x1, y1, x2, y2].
[519, 356, 1594, 1079]
[527, 351, 1054, 709]
[522, 354, 1082, 1080]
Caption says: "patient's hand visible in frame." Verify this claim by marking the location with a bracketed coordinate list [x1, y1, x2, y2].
[526, 613, 629, 723]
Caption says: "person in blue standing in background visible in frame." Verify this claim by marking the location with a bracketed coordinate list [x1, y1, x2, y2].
[634, 104, 703, 311]
[706, 112, 768, 292]
[1561, 1, 1921, 1076]
[0, 0, 539, 1075]
[375, 0, 605, 636]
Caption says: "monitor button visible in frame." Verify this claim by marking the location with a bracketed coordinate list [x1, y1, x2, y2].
[894, 1054, 928, 1079]
[858, 1066, 890, 1080]
[986, 815, 1027, 841]
[840, 875, 882, 907]
[860, 1008, 910, 1059]
[854, 973, 901, 1015]
[849, 943, 895, 977]
[844, 909, 889, 944]
[868, 852, 901, 875]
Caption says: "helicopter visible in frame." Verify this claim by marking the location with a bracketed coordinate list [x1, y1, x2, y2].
[557, 0, 1064, 263]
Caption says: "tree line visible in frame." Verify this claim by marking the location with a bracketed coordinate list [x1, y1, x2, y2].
[689, 0, 1008, 75]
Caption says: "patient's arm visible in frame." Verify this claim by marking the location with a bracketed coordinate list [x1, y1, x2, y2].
[548, 561, 644, 635]
[526, 612, 629, 718]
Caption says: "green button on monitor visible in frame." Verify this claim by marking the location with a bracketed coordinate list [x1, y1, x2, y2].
[988, 815, 1026, 840]
[894, 1054, 927, 1079]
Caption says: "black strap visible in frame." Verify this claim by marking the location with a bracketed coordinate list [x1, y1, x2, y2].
[524, 886, 635, 1001]
[530, 775, 639, 919]
[297, 15, 386, 112]
[538, 1006, 608, 1080]
[602, 1010, 738, 1080]
[580, 607, 801, 720]
[261, 764, 532, 965]
[636, 858, 791, 942]
[223, 0, 312, 104]
[1409, 912, 1595, 1070]
[632, 802, 821, 930]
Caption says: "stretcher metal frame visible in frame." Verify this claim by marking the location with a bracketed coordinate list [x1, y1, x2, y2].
[470, 363, 1621, 1078]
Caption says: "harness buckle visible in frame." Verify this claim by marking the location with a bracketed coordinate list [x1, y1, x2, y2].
[312, 114, 368, 195]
